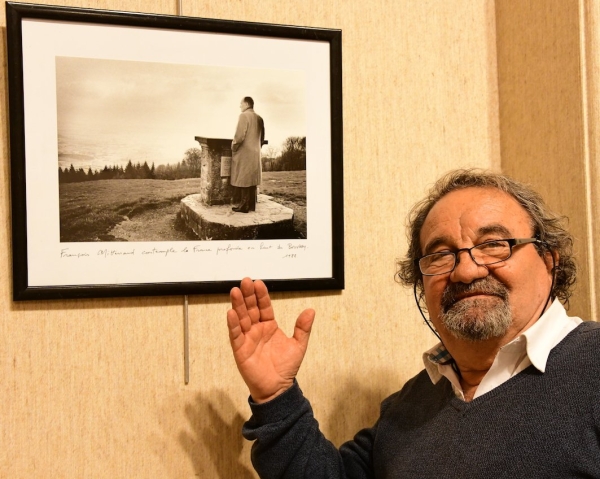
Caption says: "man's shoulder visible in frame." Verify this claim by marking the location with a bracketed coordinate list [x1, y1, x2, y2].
[548, 320, 600, 369]
[568, 320, 600, 349]
[241, 109, 261, 120]
[566, 320, 600, 341]
[579, 319, 600, 329]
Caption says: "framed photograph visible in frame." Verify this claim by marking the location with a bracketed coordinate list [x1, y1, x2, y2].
[6, 2, 343, 300]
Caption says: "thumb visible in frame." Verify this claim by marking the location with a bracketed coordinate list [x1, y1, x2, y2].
[293, 308, 315, 351]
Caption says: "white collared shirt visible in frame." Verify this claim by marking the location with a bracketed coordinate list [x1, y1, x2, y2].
[423, 299, 583, 401]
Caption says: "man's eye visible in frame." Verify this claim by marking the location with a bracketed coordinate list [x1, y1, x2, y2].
[476, 241, 509, 256]
[430, 248, 452, 255]
[481, 241, 503, 248]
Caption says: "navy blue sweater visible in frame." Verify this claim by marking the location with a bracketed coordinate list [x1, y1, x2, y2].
[243, 321, 600, 478]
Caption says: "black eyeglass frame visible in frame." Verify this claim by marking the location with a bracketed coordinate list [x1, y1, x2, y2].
[416, 237, 540, 277]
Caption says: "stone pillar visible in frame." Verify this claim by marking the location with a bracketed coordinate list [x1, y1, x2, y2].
[194, 136, 233, 206]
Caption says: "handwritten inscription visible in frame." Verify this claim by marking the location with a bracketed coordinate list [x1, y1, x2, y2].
[141, 247, 178, 257]
[217, 245, 243, 256]
[60, 241, 308, 261]
[98, 248, 135, 258]
[61, 249, 90, 258]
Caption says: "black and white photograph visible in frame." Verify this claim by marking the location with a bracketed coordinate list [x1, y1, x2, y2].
[57, 57, 308, 243]
[7, 3, 343, 299]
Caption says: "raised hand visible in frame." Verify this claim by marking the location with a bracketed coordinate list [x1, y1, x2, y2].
[227, 277, 315, 403]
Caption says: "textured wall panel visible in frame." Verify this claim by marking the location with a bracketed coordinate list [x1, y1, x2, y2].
[1, 1, 499, 477]
[495, 0, 591, 320]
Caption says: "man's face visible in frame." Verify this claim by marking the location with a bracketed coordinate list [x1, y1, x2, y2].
[240, 100, 249, 112]
[420, 187, 554, 344]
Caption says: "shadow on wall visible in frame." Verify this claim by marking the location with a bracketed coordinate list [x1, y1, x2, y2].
[174, 371, 399, 476]
[324, 372, 399, 448]
[179, 390, 255, 479]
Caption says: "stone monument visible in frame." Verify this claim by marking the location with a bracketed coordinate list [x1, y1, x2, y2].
[180, 136, 296, 240]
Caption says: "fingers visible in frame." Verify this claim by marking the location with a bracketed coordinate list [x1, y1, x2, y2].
[253, 280, 275, 322]
[239, 277, 261, 324]
[226, 308, 245, 351]
[227, 279, 315, 367]
[293, 308, 315, 352]
[235, 278, 274, 325]
[230, 284, 252, 333]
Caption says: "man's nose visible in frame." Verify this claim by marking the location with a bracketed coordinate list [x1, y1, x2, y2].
[449, 250, 489, 284]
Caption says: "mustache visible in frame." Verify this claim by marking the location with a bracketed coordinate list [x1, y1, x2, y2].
[441, 277, 509, 312]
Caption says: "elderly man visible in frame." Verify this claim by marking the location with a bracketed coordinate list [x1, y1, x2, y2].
[226, 169, 600, 478]
[231, 96, 265, 213]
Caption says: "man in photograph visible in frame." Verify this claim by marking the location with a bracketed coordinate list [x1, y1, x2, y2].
[230, 96, 265, 213]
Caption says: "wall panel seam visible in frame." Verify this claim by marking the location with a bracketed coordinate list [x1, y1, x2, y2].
[578, 0, 598, 320]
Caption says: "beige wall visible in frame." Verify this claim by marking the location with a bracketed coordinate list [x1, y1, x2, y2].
[495, 0, 593, 321]
[1, 0, 593, 477]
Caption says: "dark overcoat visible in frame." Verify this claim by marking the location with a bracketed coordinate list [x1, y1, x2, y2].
[231, 108, 265, 187]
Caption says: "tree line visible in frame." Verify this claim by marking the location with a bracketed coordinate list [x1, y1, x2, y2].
[59, 136, 306, 183]
[262, 136, 306, 172]
[59, 149, 202, 183]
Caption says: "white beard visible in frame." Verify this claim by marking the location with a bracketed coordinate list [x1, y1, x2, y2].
[440, 279, 512, 342]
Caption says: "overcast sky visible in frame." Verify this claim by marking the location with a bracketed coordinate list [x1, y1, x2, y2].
[56, 56, 306, 166]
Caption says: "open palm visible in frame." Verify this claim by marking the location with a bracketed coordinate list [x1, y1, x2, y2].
[227, 278, 315, 403]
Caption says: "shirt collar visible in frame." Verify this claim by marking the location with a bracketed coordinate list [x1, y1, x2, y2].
[518, 298, 581, 372]
[422, 299, 581, 383]
[423, 344, 451, 384]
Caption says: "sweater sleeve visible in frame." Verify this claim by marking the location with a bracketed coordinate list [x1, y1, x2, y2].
[242, 382, 376, 479]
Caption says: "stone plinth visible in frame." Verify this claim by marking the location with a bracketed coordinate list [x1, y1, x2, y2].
[181, 194, 295, 240]
[195, 136, 233, 206]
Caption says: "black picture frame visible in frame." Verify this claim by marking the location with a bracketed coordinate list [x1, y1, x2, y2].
[6, 2, 344, 300]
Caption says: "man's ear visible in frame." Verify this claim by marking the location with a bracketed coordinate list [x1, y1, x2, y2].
[544, 249, 559, 274]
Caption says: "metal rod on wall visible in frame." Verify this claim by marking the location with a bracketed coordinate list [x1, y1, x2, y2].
[177, 0, 189, 386]
[184, 295, 189, 385]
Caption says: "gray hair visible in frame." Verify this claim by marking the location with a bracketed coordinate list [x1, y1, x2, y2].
[396, 169, 577, 307]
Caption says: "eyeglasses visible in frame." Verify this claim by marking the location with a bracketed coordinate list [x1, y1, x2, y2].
[416, 238, 539, 276]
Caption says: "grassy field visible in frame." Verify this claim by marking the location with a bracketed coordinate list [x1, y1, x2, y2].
[59, 171, 307, 242]
[259, 170, 307, 238]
